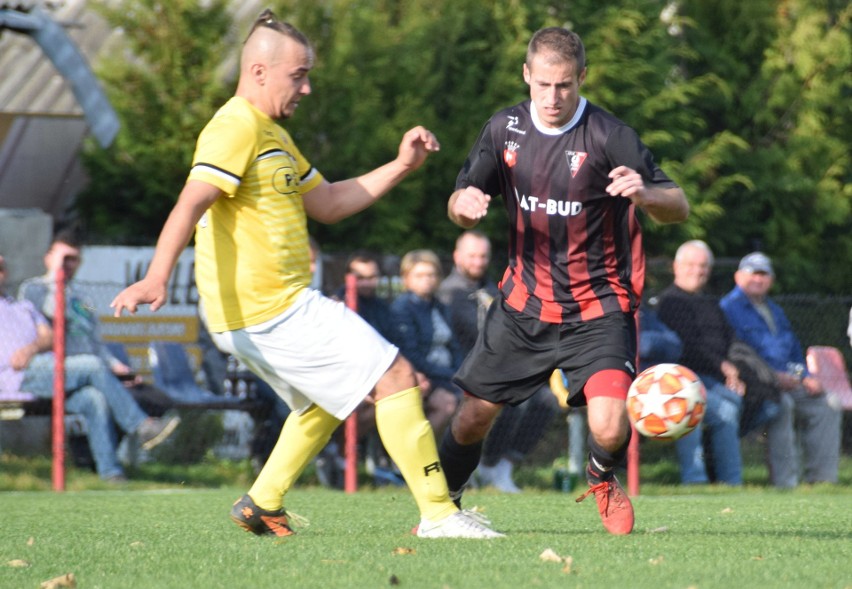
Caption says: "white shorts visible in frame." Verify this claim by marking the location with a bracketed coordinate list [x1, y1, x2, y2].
[207, 289, 398, 420]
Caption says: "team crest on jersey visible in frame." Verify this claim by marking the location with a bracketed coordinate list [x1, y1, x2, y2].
[504, 141, 520, 168]
[565, 151, 588, 178]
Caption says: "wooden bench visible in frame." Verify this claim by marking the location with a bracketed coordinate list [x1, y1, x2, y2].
[0, 391, 51, 420]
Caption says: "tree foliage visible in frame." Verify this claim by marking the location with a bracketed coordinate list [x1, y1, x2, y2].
[77, 0, 234, 242]
[674, 0, 852, 292]
[77, 0, 851, 293]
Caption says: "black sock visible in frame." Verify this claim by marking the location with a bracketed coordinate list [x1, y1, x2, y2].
[586, 429, 632, 483]
[438, 427, 483, 500]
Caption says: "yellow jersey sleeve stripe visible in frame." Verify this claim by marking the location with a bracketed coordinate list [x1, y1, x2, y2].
[258, 149, 286, 161]
[301, 167, 322, 191]
[189, 164, 241, 194]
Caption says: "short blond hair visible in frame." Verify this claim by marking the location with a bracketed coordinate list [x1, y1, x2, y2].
[399, 249, 442, 278]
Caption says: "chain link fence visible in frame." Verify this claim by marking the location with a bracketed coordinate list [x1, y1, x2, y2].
[3, 254, 850, 481]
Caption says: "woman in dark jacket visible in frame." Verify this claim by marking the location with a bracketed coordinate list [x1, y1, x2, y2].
[391, 249, 462, 436]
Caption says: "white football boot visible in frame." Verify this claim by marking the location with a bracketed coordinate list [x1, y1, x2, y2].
[416, 510, 505, 539]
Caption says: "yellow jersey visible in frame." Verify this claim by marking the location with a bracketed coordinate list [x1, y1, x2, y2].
[188, 96, 324, 331]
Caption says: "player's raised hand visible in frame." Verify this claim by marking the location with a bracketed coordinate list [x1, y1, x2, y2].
[111, 279, 169, 317]
[396, 126, 441, 171]
[450, 185, 492, 227]
[607, 165, 689, 224]
[606, 166, 646, 202]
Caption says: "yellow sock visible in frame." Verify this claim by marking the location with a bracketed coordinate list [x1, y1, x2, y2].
[375, 387, 457, 522]
[249, 403, 341, 511]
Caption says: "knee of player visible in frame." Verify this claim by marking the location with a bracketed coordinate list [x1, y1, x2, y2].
[593, 430, 626, 451]
[587, 417, 630, 450]
[374, 354, 418, 399]
[453, 399, 499, 442]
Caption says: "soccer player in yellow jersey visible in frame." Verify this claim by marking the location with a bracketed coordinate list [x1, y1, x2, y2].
[111, 9, 501, 539]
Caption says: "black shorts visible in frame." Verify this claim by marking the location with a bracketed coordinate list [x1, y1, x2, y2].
[453, 293, 637, 407]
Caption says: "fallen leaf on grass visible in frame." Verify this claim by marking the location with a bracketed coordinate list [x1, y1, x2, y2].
[40, 573, 76, 589]
[649, 555, 665, 565]
[27, 537, 35, 546]
[539, 548, 563, 563]
[6, 559, 31, 568]
[721, 507, 734, 514]
[752, 556, 764, 561]
[392, 547, 416, 555]
[648, 526, 669, 534]
[130, 541, 144, 549]
[539, 548, 574, 574]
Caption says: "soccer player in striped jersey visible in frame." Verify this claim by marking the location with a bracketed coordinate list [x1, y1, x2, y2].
[111, 9, 501, 540]
[440, 26, 689, 535]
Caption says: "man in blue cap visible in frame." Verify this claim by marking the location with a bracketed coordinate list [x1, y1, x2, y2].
[720, 252, 841, 487]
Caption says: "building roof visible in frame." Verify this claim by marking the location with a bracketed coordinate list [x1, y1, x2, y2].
[0, 0, 118, 116]
[0, 0, 266, 221]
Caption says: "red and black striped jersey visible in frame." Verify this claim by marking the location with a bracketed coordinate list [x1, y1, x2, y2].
[455, 98, 679, 324]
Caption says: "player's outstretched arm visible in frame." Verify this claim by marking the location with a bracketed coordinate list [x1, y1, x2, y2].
[302, 126, 440, 224]
[448, 186, 491, 229]
[111, 181, 222, 316]
[606, 165, 689, 224]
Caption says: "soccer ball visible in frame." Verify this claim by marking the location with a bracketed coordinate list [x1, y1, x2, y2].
[626, 363, 706, 440]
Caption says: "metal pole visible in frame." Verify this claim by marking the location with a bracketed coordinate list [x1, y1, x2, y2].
[51, 269, 66, 492]
[627, 312, 641, 496]
[343, 273, 359, 494]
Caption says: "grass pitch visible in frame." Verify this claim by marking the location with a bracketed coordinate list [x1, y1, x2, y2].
[1, 485, 851, 589]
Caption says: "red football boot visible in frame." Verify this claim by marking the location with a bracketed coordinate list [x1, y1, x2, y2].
[576, 475, 634, 535]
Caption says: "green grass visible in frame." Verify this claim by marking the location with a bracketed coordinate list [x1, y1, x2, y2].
[2, 433, 852, 588]
[2, 484, 852, 588]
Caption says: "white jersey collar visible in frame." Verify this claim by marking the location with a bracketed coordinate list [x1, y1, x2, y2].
[530, 97, 587, 135]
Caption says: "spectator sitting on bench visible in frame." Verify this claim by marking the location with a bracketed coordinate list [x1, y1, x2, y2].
[19, 230, 141, 384]
[657, 240, 744, 486]
[390, 249, 462, 438]
[720, 252, 841, 487]
[25, 231, 181, 445]
[1, 253, 178, 482]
